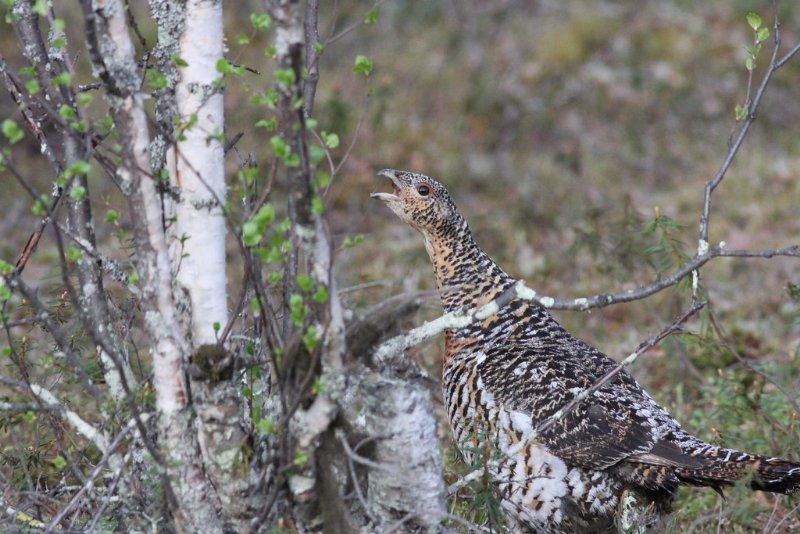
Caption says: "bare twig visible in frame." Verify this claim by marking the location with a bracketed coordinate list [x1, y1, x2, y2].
[338, 433, 379, 525]
[46, 422, 136, 531]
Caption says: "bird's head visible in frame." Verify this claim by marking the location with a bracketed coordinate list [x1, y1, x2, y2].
[371, 169, 463, 237]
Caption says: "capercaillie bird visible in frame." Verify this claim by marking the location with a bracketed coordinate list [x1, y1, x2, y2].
[371, 169, 800, 533]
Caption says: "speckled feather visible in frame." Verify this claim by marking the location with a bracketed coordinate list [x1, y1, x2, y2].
[372, 169, 800, 532]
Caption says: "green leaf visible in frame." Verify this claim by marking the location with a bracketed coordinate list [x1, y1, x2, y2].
[66, 245, 82, 263]
[64, 160, 91, 178]
[297, 274, 313, 292]
[321, 131, 339, 149]
[69, 185, 86, 201]
[256, 418, 277, 434]
[364, 9, 378, 25]
[76, 92, 93, 106]
[255, 118, 277, 130]
[25, 79, 40, 95]
[274, 68, 295, 87]
[0, 284, 10, 302]
[250, 13, 272, 30]
[311, 287, 328, 303]
[0, 259, 13, 275]
[745, 57, 755, 71]
[105, 209, 120, 225]
[311, 376, 325, 395]
[270, 135, 290, 158]
[146, 70, 168, 90]
[309, 145, 325, 166]
[237, 34, 250, 45]
[32, 195, 48, 216]
[237, 167, 258, 185]
[1, 119, 24, 144]
[242, 221, 262, 247]
[316, 171, 330, 188]
[311, 196, 324, 215]
[58, 105, 75, 121]
[353, 55, 373, 76]
[52, 71, 72, 87]
[289, 293, 305, 327]
[302, 325, 319, 352]
[746, 12, 761, 31]
[32, 0, 46, 15]
[757, 27, 770, 44]
[216, 58, 233, 74]
[735, 104, 747, 120]
[172, 54, 189, 67]
[254, 203, 275, 225]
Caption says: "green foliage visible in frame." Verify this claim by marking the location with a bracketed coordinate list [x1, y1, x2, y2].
[59, 161, 92, 187]
[216, 58, 245, 77]
[146, 69, 168, 90]
[69, 185, 86, 201]
[446, 424, 507, 532]
[641, 208, 690, 276]
[353, 55, 373, 76]
[311, 196, 324, 215]
[250, 13, 272, 31]
[342, 234, 364, 249]
[320, 131, 339, 149]
[302, 324, 319, 352]
[289, 293, 306, 327]
[65, 246, 82, 263]
[242, 203, 275, 246]
[51, 71, 71, 87]
[1, 119, 24, 144]
[274, 68, 295, 87]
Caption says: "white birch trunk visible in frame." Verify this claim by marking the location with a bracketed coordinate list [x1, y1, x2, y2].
[85, 1, 223, 530]
[169, 0, 228, 346]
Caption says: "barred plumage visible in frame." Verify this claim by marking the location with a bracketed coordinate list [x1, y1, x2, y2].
[372, 169, 800, 532]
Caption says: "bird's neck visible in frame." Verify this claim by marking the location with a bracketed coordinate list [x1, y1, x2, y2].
[421, 221, 516, 313]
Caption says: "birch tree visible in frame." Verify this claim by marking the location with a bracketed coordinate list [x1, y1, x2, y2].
[0, 0, 445, 531]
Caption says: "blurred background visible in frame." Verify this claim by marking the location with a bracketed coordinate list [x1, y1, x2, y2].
[2, 1, 799, 530]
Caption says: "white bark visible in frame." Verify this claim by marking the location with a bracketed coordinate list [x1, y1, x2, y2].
[170, 0, 227, 346]
[365, 376, 446, 529]
[85, 1, 223, 530]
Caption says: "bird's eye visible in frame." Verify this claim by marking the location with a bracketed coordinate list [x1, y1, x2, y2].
[417, 184, 430, 196]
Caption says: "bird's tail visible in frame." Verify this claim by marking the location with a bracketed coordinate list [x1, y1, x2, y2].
[676, 448, 800, 495]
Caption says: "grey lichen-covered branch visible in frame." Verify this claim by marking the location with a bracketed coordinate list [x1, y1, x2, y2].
[374, 244, 800, 363]
[9, 0, 135, 406]
[81, 0, 223, 530]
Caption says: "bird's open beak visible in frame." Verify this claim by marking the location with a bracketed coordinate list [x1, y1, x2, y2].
[371, 169, 402, 202]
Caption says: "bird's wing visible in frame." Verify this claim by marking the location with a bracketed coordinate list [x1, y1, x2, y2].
[477, 339, 660, 471]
